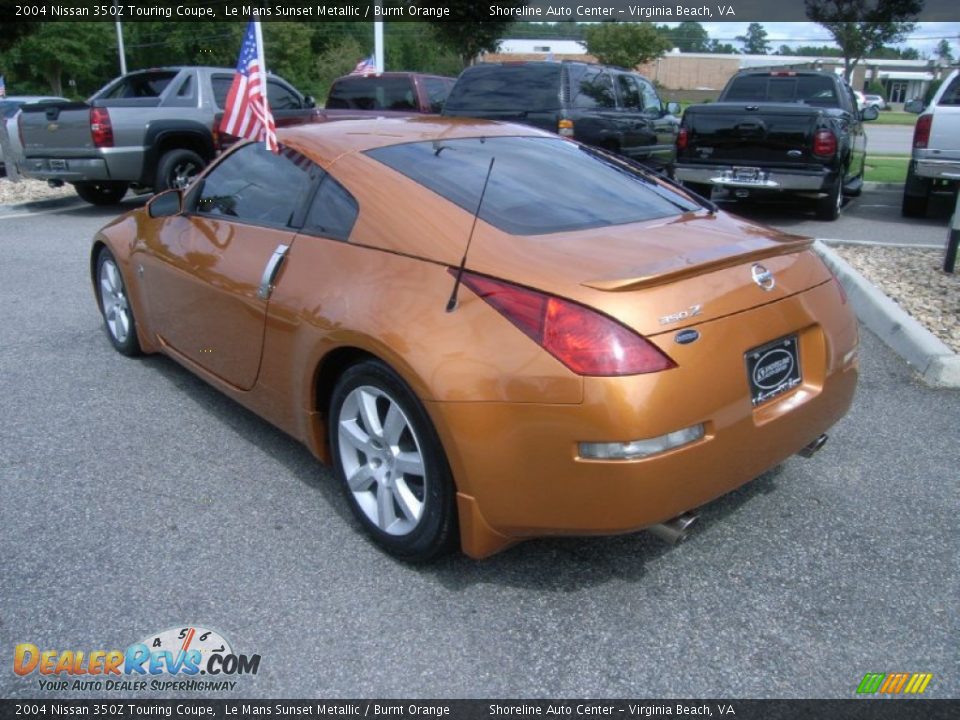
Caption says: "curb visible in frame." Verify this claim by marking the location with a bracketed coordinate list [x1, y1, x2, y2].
[813, 240, 960, 388]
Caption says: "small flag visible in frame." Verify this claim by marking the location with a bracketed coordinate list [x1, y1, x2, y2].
[219, 20, 277, 153]
[350, 55, 376, 76]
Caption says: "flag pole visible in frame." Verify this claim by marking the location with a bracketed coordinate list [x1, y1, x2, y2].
[374, 21, 384, 73]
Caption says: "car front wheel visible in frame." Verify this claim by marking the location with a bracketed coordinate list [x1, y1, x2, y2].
[329, 360, 457, 561]
[96, 247, 141, 356]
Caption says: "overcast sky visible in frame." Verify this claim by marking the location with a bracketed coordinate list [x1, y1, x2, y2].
[679, 22, 960, 57]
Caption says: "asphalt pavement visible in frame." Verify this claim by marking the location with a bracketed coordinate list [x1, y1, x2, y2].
[1, 197, 957, 699]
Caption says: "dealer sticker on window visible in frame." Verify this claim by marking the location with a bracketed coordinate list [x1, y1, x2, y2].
[745, 335, 802, 406]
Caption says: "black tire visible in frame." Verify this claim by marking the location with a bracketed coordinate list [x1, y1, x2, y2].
[74, 181, 128, 206]
[901, 163, 930, 218]
[328, 360, 457, 561]
[683, 182, 713, 200]
[155, 148, 205, 192]
[95, 247, 142, 357]
[815, 178, 843, 221]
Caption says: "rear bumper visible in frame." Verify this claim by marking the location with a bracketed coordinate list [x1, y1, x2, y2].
[913, 158, 960, 182]
[674, 163, 832, 192]
[21, 147, 144, 184]
[429, 280, 859, 558]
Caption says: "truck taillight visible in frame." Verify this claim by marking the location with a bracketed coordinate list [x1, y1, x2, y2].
[677, 127, 689, 151]
[812, 129, 836, 158]
[558, 118, 574, 137]
[913, 114, 932, 149]
[90, 107, 113, 148]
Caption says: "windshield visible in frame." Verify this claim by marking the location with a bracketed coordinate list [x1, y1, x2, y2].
[366, 136, 698, 236]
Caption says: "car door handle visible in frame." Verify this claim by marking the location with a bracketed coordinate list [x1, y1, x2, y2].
[258, 244, 290, 300]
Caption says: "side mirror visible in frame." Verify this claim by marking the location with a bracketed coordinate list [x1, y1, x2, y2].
[148, 189, 182, 219]
[665, 101, 681, 116]
[860, 105, 879, 122]
[304, 95, 316, 109]
[904, 99, 925, 114]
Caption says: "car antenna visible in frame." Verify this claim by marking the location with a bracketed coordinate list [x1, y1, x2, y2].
[446, 156, 495, 313]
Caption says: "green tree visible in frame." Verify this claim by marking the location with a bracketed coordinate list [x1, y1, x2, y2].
[934, 39, 954, 64]
[805, 0, 923, 81]
[386, 23, 463, 78]
[583, 22, 671, 68]
[736, 23, 770, 54]
[3, 22, 113, 97]
[663, 21, 710, 52]
[706, 39, 738, 55]
[426, 1, 521, 66]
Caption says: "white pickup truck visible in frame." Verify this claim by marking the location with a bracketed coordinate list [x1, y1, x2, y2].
[902, 68, 960, 217]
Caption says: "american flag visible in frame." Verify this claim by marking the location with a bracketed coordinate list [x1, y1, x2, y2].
[350, 55, 376, 76]
[219, 21, 277, 153]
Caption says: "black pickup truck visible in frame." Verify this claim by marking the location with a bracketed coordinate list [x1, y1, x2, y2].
[674, 70, 878, 220]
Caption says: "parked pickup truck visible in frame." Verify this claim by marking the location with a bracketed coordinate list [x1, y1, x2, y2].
[17, 66, 317, 205]
[902, 68, 960, 217]
[674, 70, 879, 220]
[321, 72, 455, 117]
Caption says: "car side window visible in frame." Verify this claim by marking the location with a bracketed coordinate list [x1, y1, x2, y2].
[637, 78, 661, 112]
[940, 75, 960, 106]
[267, 80, 301, 110]
[616, 74, 642, 109]
[424, 77, 453, 113]
[302, 174, 359, 241]
[212, 76, 233, 109]
[574, 67, 616, 109]
[195, 143, 312, 228]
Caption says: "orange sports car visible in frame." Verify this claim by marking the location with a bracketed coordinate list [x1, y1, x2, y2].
[91, 117, 858, 560]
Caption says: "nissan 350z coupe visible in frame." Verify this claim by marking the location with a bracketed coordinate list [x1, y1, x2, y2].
[91, 117, 858, 560]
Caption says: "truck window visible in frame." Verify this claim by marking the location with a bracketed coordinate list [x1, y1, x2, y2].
[267, 80, 302, 110]
[574, 67, 616, 109]
[940, 75, 960, 106]
[637, 78, 661, 111]
[328, 77, 417, 111]
[99, 71, 178, 99]
[616, 74, 642, 110]
[423, 77, 454, 113]
[212, 76, 233, 109]
[724, 75, 839, 106]
[444, 64, 562, 112]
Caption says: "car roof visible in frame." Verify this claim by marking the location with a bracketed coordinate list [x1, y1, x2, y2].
[278, 116, 553, 168]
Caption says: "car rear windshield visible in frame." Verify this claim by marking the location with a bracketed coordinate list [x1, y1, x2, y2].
[97, 71, 178, 100]
[327, 77, 417, 111]
[444, 64, 563, 113]
[366, 137, 697, 235]
[724, 75, 840, 106]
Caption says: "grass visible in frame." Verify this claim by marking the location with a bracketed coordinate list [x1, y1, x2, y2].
[871, 111, 917, 126]
[864, 156, 909, 183]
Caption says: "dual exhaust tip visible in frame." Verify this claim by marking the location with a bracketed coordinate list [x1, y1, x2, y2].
[648, 433, 830, 545]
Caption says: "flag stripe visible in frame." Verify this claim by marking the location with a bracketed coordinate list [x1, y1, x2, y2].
[218, 21, 277, 152]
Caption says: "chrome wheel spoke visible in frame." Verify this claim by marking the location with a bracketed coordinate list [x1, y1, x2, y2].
[393, 479, 422, 524]
[340, 418, 373, 455]
[382, 402, 406, 446]
[346, 464, 376, 492]
[358, 389, 384, 438]
[395, 450, 424, 477]
[376, 482, 397, 531]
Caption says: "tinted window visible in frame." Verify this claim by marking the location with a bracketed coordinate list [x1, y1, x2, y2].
[367, 137, 696, 236]
[638, 78, 661, 111]
[327, 77, 416, 111]
[99, 71, 177, 99]
[267, 80, 301, 110]
[940, 74, 960, 106]
[303, 175, 359, 241]
[574, 67, 616, 109]
[424, 77, 454, 113]
[195, 143, 312, 227]
[212, 75, 233, 108]
[617, 74, 641, 109]
[444, 64, 562, 112]
[724, 74, 840, 106]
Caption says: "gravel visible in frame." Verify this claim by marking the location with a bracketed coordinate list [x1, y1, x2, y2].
[2, 178, 957, 355]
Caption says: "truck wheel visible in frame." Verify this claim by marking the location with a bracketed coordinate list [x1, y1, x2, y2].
[155, 149, 204, 192]
[74, 181, 129, 206]
[901, 164, 930, 218]
[815, 179, 842, 221]
[683, 182, 713, 200]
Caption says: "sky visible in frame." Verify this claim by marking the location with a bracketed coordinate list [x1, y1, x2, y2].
[682, 22, 960, 57]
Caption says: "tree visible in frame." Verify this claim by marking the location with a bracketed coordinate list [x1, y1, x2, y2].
[426, 1, 521, 66]
[706, 39, 738, 55]
[582, 22, 671, 68]
[805, 0, 923, 81]
[934, 39, 954, 64]
[663, 21, 710, 52]
[3, 22, 113, 97]
[736, 22, 770, 54]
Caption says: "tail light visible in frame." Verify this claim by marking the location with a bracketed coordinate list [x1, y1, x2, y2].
[677, 126, 689, 151]
[558, 118, 574, 137]
[90, 107, 113, 148]
[913, 114, 932, 149]
[456, 271, 676, 376]
[812, 129, 836, 158]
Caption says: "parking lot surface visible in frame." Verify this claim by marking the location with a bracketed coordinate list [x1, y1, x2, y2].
[1, 198, 957, 699]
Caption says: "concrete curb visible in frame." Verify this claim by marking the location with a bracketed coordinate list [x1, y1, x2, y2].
[814, 241, 960, 388]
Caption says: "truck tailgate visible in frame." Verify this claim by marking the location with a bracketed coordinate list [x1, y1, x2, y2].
[19, 101, 94, 157]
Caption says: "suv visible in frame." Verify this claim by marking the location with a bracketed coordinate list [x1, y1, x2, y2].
[443, 61, 681, 170]
[902, 69, 960, 217]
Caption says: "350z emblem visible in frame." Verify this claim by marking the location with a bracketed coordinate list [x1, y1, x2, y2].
[659, 304, 703, 325]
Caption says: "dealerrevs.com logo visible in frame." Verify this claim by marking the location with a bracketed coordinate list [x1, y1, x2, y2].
[13, 626, 260, 692]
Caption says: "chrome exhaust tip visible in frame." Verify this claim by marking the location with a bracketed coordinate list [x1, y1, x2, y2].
[798, 433, 829, 459]
[648, 512, 699, 545]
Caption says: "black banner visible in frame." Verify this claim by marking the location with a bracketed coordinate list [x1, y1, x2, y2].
[0, 700, 958, 720]
[0, 0, 957, 24]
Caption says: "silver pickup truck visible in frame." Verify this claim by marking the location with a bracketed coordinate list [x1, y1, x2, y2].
[903, 69, 960, 217]
[18, 66, 316, 205]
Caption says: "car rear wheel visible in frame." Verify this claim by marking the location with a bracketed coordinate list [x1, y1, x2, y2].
[155, 149, 204, 192]
[96, 247, 141, 356]
[815, 178, 843, 221]
[74, 181, 128, 206]
[329, 360, 457, 561]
